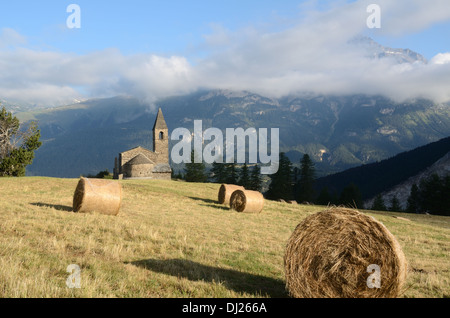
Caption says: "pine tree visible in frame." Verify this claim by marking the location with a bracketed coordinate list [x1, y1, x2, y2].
[249, 164, 262, 192]
[406, 184, 420, 213]
[184, 150, 207, 183]
[442, 175, 450, 216]
[418, 174, 450, 216]
[266, 152, 293, 201]
[419, 174, 442, 215]
[409, 175, 450, 216]
[174, 170, 183, 180]
[292, 167, 299, 184]
[0, 106, 42, 177]
[225, 163, 238, 185]
[210, 161, 226, 183]
[296, 154, 315, 203]
[339, 183, 363, 208]
[316, 187, 333, 206]
[238, 163, 250, 188]
[371, 194, 387, 211]
[389, 195, 402, 212]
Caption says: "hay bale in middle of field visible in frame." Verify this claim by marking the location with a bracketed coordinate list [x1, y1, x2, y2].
[218, 184, 245, 205]
[230, 189, 264, 213]
[73, 177, 122, 216]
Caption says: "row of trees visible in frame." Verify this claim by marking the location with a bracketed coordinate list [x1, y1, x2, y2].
[371, 194, 402, 212]
[175, 151, 263, 191]
[265, 152, 364, 207]
[209, 162, 263, 191]
[407, 174, 450, 215]
[371, 174, 450, 216]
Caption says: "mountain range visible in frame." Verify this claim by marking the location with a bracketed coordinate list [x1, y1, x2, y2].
[7, 90, 449, 179]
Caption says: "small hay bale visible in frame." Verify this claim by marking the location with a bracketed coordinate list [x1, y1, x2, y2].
[73, 177, 122, 216]
[229, 189, 264, 213]
[218, 184, 245, 205]
[284, 207, 407, 298]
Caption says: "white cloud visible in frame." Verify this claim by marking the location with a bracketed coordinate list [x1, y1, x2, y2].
[0, 47, 196, 108]
[431, 53, 450, 65]
[372, 0, 450, 36]
[0, 0, 450, 107]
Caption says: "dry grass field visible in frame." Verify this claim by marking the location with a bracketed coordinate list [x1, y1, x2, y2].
[0, 177, 448, 298]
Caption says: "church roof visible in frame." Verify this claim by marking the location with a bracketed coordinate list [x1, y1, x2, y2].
[153, 108, 168, 130]
[121, 146, 147, 154]
[124, 154, 154, 166]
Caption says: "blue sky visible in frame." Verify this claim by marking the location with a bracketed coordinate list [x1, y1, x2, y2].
[0, 0, 450, 106]
[1, 0, 448, 58]
[0, 1, 305, 55]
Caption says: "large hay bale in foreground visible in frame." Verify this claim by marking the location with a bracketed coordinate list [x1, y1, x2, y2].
[284, 207, 407, 298]
[73, 178, 122, 216]
[229, 190, 264, 213]
[218, 184, 245, 205]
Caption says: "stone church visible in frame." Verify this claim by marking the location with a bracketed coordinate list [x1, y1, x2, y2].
[113, 108, 172, 180]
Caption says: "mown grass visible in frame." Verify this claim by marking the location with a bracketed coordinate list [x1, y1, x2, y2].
[0, 177, 448, 298]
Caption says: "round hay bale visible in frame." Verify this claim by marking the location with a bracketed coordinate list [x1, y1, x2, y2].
[284, 207, 407, 298]
[229, 189, 264, 213]
[73, 178, 123, 216]
[218, 184, 245, 205]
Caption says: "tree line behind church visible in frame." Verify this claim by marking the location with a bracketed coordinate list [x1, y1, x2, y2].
[173, 150, 263, 192]
[177, 150, 450, 216]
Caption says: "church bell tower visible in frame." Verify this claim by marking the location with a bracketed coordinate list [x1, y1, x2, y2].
[153, 108, 169, 163]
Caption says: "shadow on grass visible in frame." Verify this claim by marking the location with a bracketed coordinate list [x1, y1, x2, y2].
[188, 196, 218, 204]
[30, 202, 73, 212]
[199, 204, 230, 211]
[188, 197, 231, 211]
[127, 258, 287, 298]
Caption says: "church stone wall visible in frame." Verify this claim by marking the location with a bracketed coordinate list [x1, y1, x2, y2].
[124, 163, 154, 178]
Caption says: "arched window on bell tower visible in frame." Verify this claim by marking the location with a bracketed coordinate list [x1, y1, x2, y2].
[159, 131, 164, 140]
